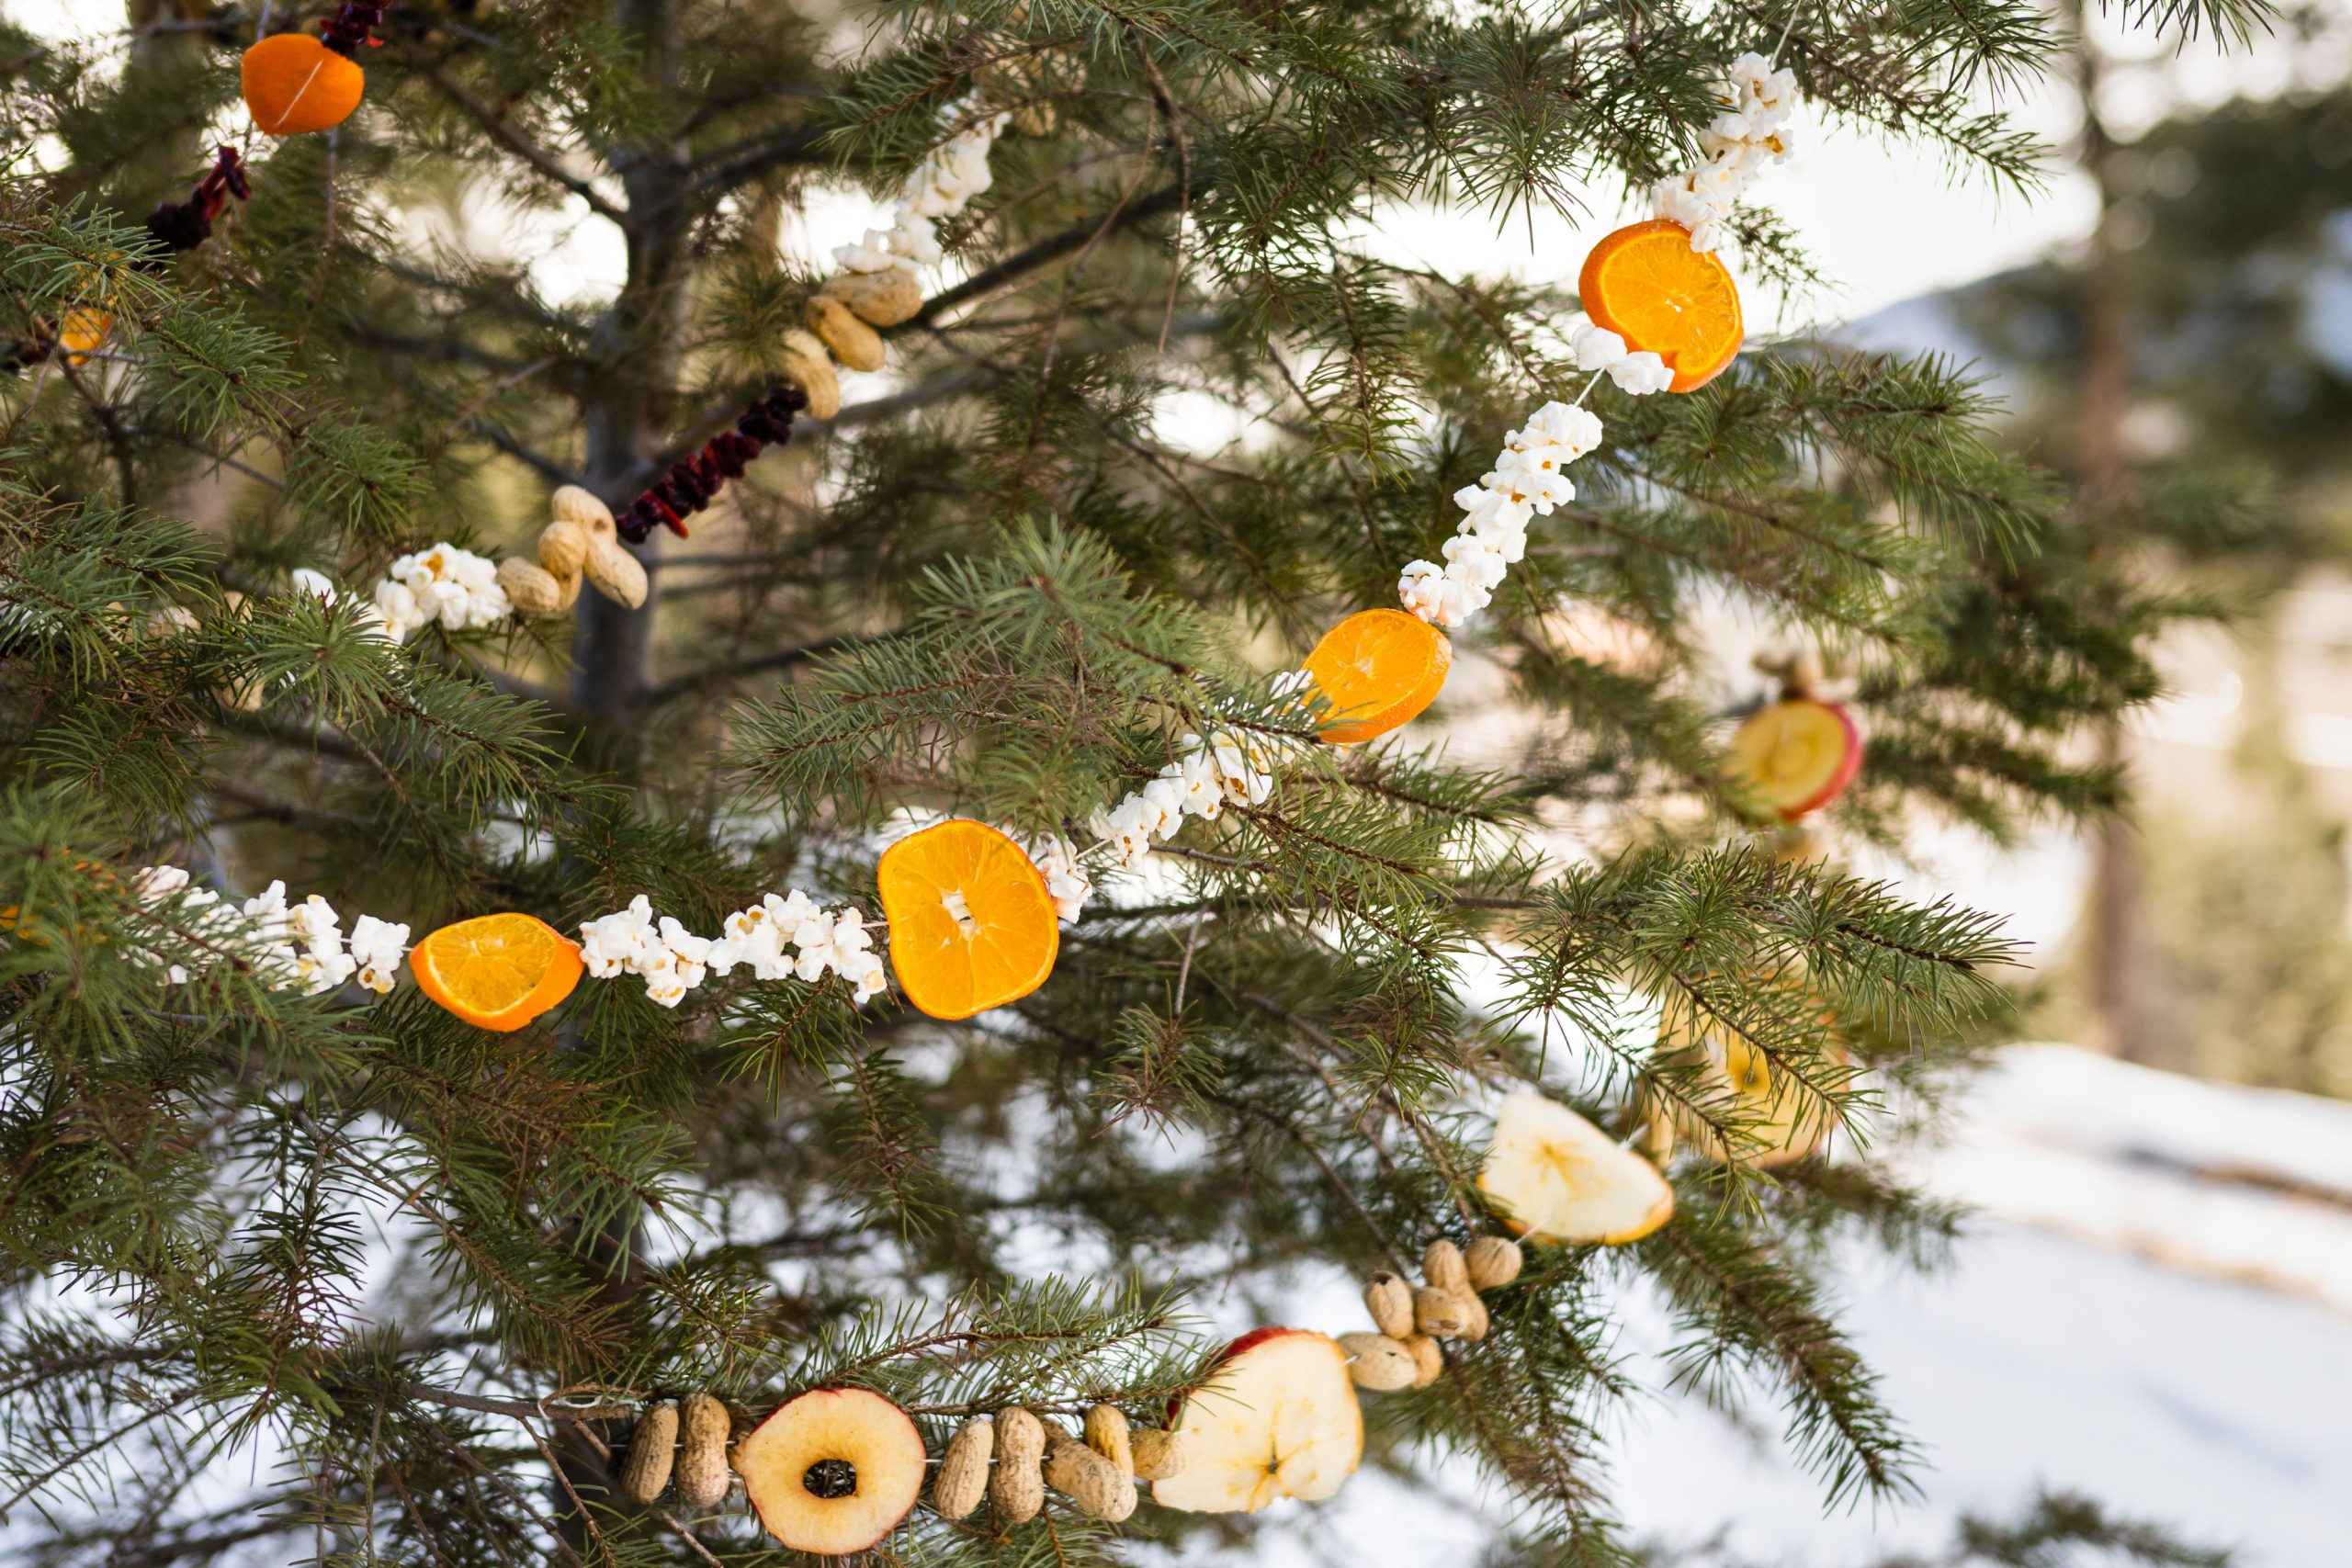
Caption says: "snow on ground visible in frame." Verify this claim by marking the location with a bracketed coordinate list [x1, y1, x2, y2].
[1201, 1044, 2352, 1567]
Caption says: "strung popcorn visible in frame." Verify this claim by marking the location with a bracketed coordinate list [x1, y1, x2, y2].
[1027, 834, 1092, 923]
[577, 897, 707, 1007]
[1086, 731, 1283, 873]
[583, 891, 890, 1007]
[242, 880, 360, 994]
[1398, 400, 1606, 629]
[128, 865, 223, 985]
[126, 867, 404, 996]
[1571, 325, 1677, 397]
[347, 914, 411, 993]
[1654, 51, 1800, 253]
[834, 98, 1010, 277]
[368, 544, 514, 645]
[289, 566, 398, 641]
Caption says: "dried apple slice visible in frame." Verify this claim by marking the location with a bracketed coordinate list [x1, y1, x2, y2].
[737, 1388, 926, 1555]
[1478, 1089, 1674, 1245]
[1652, 992, 1845, 1169]
[1151, 1328, 1363, 1514]
[1724, 697, 1862, 821]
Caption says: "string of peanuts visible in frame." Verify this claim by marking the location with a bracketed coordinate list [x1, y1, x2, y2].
[594, 1229, 1525, 1529]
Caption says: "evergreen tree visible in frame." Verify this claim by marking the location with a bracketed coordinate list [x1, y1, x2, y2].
[0, 1, 2268, 1564]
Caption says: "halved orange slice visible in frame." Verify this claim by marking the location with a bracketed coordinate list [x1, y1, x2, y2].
[242, 33, 367, 138]
[1302, 608, 1452, 744]
[1578, 219, 1745, 393]
[409, 912, 583, 1032]
[1724, 697, 1861, 820]
[877, 820, 1058, 1021]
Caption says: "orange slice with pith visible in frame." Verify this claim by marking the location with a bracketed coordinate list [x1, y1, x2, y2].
[877, 820, 1058, 1021]
[1578, 218, 1745, 393]
[1302, 608, 1452, 744]
[409, 912, 583, 1032]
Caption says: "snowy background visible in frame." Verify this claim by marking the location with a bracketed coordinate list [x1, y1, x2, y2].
[1190, 1045, 2352, 1566]
[15, 3, 2352, 1563]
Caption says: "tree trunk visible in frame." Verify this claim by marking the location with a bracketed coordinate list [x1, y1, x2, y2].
[571, 0, 694, 737]
[2071, 5, 2158, 1066]
[554, 2, 695, 1539]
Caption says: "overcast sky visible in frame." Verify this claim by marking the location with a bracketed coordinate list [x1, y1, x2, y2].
[17, 1, 2352, 330]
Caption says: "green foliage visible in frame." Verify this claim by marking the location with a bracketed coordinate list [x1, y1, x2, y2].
[0, 0, 2264, 1564]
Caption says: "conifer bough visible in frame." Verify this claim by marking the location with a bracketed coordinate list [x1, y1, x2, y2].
[0, 0, 2258, 1560]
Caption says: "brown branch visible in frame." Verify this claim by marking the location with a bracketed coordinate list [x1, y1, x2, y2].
[407, 53, 630, 227]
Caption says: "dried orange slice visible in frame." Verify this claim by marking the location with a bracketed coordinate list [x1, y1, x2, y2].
[877, 820, 1058, 1021]
[242, 34, 366, 137]
[1302, 608, 1452, 744]
[409, 912, 583, 1032]
[58, 306, 112, 367]
[1578, 219, 1744, 393]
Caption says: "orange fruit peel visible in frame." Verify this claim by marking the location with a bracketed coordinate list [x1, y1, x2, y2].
[408, 912, 583, 1032]
[877, 820, 1058, 1021]
[1302, 608, 1452, 744]
[242, 34, 367, 137]
[1577, 219, 1744, 393]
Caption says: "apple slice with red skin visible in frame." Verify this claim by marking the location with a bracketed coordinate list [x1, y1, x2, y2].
[737, 1387, 926, 1555]
[1152, 1328, 1363, 1514]
[1724, 698, 1862, 821]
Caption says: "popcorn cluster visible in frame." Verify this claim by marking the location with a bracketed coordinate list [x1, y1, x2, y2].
[1398, 400, 1605, 628]
[1086, 731, 1283, 873]
[364, 545, 514, 645]
[129, 866, 408, 995]
[833, 98, 1009, 276]
[1654, 51, 1800, 254]
[578, 892, 888, 1009]
[1027, 834, 1093, 923]
[1393, 47, 1800, 631]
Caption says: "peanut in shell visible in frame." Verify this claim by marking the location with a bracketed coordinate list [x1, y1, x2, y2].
[932, 1414, 992, 1519]
[674, 1392, 731, 1511]
[616, 1399, 678, 1504]
[1043, 1427, 1136, 1521]
[990, 1406, 1046, 1522]
[1363, 1270, 1414, 1339]
[1337, 1332, 1419, 1392]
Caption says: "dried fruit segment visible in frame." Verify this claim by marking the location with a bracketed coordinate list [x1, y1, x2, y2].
[738, 1388, 925, 1555]
[1303, 608, 1453, 744]
[1478, 1089, 1675, 1245]
[1152, 1328, 1363, 1514]
[408, 913, 582, 1032]
[1653, 989, 1845, 1168]
[241, 34, 366, 136]
[1577, 219, 1745, 393]
[878, 819, 1058, 1020]
[1724, 697, 1862, 820]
